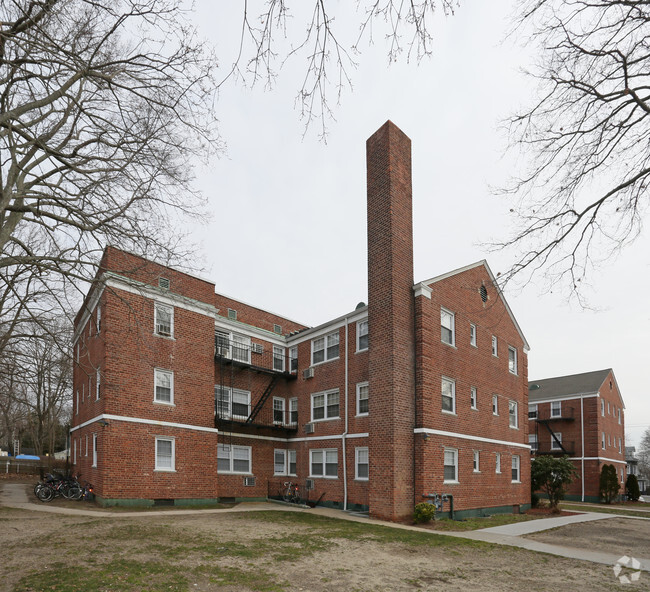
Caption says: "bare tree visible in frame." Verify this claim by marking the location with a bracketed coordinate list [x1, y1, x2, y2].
[0, 0, 221, 357]
[495, 1, 650, 300]
[639, 427, 650, 482]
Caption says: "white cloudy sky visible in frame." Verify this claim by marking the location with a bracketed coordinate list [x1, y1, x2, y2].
[187, 1, 650, 448]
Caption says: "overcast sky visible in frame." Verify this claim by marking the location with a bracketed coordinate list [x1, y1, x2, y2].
[188, 1, 650, 448]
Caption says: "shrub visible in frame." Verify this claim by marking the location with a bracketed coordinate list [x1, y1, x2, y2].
[531, 492, 540, 509]
[531, 455, 578, 510]
[599, 464, 620, 504]
[626, 474, 640, 502]
[413, 502, 436, 524]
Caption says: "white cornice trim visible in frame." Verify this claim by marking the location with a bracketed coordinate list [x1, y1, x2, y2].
[215, 316, 288, 346]
[70, 414, 218, 434]
[413, 283, 433, 299]
[72, 284, 105, 346]
[218, 431, 369, 443]
[286, 309, 368, 346]
[414, 427, 530, 450]
[528, 393, 599, 404]
[568, 456, 627, 465]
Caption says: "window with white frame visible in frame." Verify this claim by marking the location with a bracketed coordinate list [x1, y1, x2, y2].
[274, 449, 287, 475]
[508, 346, 517, 375]
[442, 377, 456, 414]
[602, 432, 606, 450]
[529, 434, 538, 452]
[607, 434, 611, 446]
[85, 435, 88, 457]
[96, 305, 101, 334]
[288, 449, 296, 475]
[509, 401, 518, 428]
[470, 387, 477, 410]
[492, 394, 499, 415]
[512, 455, 520, 482]
[273, 346, 285, 372]
[491, 335, 498, 356]
[601, 399, 605, 416]
[232, 333, 251, 363]
[312, 331, 339, 364]
[215, 386, 251, 420]
[356, 447, 369, 480]
[470, 323, 477, 347]
[289, 346, 298, 373]
[528, 404, 538, 420]
[357, 382, 369, 416]
[618, 408, 621, 424]
[289, 398, 298, 425]
[473, 450, 480, 472]
[217, 444, 251, 474]
[551, 432, 563, 450]
[607, 401, 610, 415]
[550, 401, 561, 418]
[311, 390, 339, 421]
[76, 391, 79, 415]
[310, 449, 338, 478]
[619, 437, 622, 453]
[82, 382, 85, 403]
[495, 452, 501, 473]
[154, 368, 173, 404]
[444, 448, 458, 482]
[154, 302, 173, 337]
[357, 320, 368, 351]
[273, 397, 285, 425]
[92, 433, 97, 467]
[155, 437, 175, 471]
[96, 369, 101, 400]
[73, 439, 77, 465]
[441, 308, 455, 346]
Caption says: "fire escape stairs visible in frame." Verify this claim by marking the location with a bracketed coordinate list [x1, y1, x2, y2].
[246, 375, 279, 424]
[539, 421, 568, 454]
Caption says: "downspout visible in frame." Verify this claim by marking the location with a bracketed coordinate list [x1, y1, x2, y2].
[342, 317, 349, 511]
[581, 397, 585, 502]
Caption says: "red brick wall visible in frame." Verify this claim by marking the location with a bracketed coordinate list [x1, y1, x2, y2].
[214, 294, 307, 335]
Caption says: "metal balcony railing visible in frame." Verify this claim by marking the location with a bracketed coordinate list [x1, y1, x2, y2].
[534, 406, 575, 422]
[534, 440, 575, 455]
[215, 335, 297, 377]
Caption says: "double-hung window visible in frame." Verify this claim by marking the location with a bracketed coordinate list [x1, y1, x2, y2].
[96, 305, 101, 334]
[441, 308, 455, 346]
[512, 455, 520, 482]
[155, 303, 173, 337]
[550, 401, 561, 418]
[492, 394, 499, 415]
[444, 448, 458, 482]
[289, 346, 298, 372]
[289, 398, 298, 425]
[602, 432, 606, 450]
[601, 399, 605, 416]
[310, 449, 338, 478]
[312, 332, 339, 364]
[470, 387, 477, 410]
[215, 386, 250, 420]
[311, 390, 339, 421]
[441, 377, 456, 414]
[273, 346, 285, 372]
[491, 335, 498, 356]
[217, 444, 251, 474]
[273, 397, 285, 425]
[473, 450, 480, 472]
[509, 401, 518, 428]
[355, 447, 369, 480]
[96, 369, 101, 400]
[529, 434, 538, 452]
[154, 369, 173, 404]
[528, 404, 538, 420]
[92, 433, 98, 467]
[357, 320, 369, 351]
[273, 449, 296, 476]
[357, 382, 369, 416]
[508, 346, 518, 375]
[551, 432, 563, 451]
[470, 323, 477, 347]
[495, 452, 501, 473]
[155, 437, 175, 471]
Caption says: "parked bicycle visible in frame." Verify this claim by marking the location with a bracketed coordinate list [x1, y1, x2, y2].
[282, 481, 301, 504]
[34, 472, 84, 502]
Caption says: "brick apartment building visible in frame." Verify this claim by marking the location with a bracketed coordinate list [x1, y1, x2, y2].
[70, 121, 531, 521]
[528, 369, 626, 502]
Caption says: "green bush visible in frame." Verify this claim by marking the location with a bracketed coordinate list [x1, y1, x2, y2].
[626, 474, 640, 502]
[531, 492, 540, 509]
[413, 502, 436, 524]
[599, 464, 620, 503]
[531, 455, 578, 510]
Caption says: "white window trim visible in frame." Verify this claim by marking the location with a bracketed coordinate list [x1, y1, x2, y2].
[311, 331, 340, 366]
[274, 449, 287, 476]
[155, 436, 176, 472]
[441, 307, 456, 347]
[355, 447, 369, 481]
[215, 330, 251, 364]
[470, 323, 477, 347]
[551, 432, 563, 451]
[492, 394, 499, 416]
[511, 455, 521, 483]
[508, 346, 518, 375]
[96, 305, 101, 335]
[528, 404, 538, 420]
[154, 302, 174, 338]
[443, 447, 459, 483]
[441, 377, 456, 415]
[217, 444, 252, 475]
[309, 448, 339, 479]
[491, 335, 498, 357]
[357, 319, 369, 352]
[273, 397, 286, 425]
[288, 449, 297, 476]
[311, 389, 340, 422]
[215, 386, 251, 421]
[85, 435, 88, 457]
[154, 368, 174, 405]
[73, 439, 77, 465]
[495, 452, 501, 474]
[470, 387, 478, 410]
[529, 434, 538, 452]
[509, 401, 518, 429]
[92, 433, 98, 467]
[356, 382, 369, 416]
[602, 432, 606, 450]
[289, 397, 298, 426]
[76, 391, 79, 415]
[273, 346, 285, 372]
[473, 450, 480, 473]
[96, 369, 101, 400]
[601, 399, 605, 417]
[550, 401, 562, 418]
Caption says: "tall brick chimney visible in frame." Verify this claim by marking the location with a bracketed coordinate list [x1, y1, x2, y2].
[367, 121, 416, 521]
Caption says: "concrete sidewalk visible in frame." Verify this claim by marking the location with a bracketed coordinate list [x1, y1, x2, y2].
[2, 482, 649, 573]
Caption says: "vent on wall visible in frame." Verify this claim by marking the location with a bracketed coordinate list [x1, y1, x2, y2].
[243, 476, 256, 487]
[303, 367, 314, 379]
[273, 324, 282, 334]
[227, 308, 237, 320]
[304, 423, 314, 434]
[158, 277, 170, 290]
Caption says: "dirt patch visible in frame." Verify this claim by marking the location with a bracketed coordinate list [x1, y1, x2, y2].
[526, 517, 650, 559]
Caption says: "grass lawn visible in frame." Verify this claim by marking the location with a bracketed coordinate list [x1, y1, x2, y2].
[559, 502, 650, 518]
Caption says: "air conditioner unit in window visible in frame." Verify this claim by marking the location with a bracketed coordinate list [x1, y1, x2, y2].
[303, 367, 314, 379]
[305, 479, 315, 490]
[243, 476, 256, 487]
[156, 324, 171, 337]
[304, 423, 314, 434]
[216, 346, 230, 357]
[251, 343, 264, 355]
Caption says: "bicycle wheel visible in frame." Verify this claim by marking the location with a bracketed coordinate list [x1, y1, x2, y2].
[36, 485, 55, 502]
[67, 485, 83, 501]
[282, 489, 292, 502]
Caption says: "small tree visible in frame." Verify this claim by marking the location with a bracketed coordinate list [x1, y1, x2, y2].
[599, 464, 620, 504]
[626, 474, 640, 503]
[531, 455, 578, 512]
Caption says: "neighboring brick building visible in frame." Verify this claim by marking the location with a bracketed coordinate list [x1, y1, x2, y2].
[70, 121, 531, 521]
[528, 369, 626, 502]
